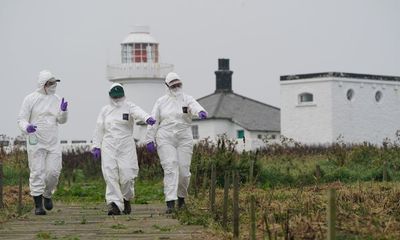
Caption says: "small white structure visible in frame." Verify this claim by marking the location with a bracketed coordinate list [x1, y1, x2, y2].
[106, 26, 174, 142]
[195, 59, 280, 151]
[280, 72, 400, 145]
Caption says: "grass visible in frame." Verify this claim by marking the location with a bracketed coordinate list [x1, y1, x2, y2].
[3, 141, 400, 239]
[185, 181, 400, 239]
[111, 223, 127, 229]
[53, 179, 163, 204]
[152, 224, 173, 232]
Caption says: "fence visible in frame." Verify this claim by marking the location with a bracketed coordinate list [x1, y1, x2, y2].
[1, 141, 399, 238]
[187, 145, 397, 240]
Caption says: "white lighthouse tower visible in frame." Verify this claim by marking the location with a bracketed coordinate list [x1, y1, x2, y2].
[106, 26, 174, 142]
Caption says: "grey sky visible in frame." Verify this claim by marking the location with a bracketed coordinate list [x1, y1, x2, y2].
[1, 0, 399, 140]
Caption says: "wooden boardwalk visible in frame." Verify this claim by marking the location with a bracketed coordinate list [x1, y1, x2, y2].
[0, 203, 205, 240]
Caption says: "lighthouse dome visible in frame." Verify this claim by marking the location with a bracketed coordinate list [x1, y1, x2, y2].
[122, 26, 158, 44]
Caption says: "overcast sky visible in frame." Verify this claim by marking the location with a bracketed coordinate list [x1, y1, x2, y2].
[1, 0, 399, 140]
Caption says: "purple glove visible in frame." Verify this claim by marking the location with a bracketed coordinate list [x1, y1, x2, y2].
[146, 117, 156, 126]
[146, 142, 156, 153]
[91, 148, 101, 159]
[60, 97, 68, 111]
[26, 124, 37, 133]
[199, 111, 207, 120]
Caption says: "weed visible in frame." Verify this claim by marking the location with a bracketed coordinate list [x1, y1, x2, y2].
[152, 224, 173, 232]
[36, 231, 53, 239]
[53, 220, 65, 225]
[80, 216, 87, 224]
[111, 223, 127, 229]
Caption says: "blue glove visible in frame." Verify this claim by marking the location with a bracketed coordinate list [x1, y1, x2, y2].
[146, 142, 156, 153]
[26, 124, 37, 133]
[60, 97, 68, 111]
[146, 117, 156, 126]
[198, 111, 207, 120]
[91, 148, 101, 159]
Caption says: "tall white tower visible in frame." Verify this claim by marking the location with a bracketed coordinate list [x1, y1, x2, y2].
[107, 26, 173, 112]
[106, 26, 174, 142]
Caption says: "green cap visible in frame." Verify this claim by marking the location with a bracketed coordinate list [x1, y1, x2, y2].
[109, 85, 125, 98]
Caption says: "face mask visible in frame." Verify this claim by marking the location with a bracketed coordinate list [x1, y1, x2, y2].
[110, 96, 125, 107]
[45, 84, 57, 95]
[170, 87, 183, 97]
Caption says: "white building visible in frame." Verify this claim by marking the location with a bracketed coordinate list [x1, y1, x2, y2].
[106, 26, 174, 142]
[280, 72, 400, 145]
[195, 59, 280, 151]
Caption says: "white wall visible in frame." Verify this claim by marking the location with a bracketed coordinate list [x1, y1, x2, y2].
[193, 119, 275, 151]
[281, 77, 400, 145]
[115, 78, 166, 113]
[194, 119, 235, 139]
[332, 79, 400, 144]
[281, 79, 333, 144]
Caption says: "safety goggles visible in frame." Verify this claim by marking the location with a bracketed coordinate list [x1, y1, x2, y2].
[169, 83, 182, 89]
[45, 78, 60, 87]
[45, 81, 57, 87]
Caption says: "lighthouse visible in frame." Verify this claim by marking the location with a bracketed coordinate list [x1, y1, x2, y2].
[107, 26, 173, 112]
[106, 26, 174, 142]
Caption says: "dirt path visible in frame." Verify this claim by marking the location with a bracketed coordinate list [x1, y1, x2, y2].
[0, 202, 205, 240]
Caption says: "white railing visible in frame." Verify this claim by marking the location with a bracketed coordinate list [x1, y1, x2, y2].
[106, 63, 174, 80]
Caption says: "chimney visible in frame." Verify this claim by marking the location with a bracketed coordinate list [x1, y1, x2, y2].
[215, 58, 233, 93]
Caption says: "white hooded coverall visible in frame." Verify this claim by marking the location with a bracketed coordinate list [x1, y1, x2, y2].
[146, 90, 206, 202]
[17, 73, 68, 198]
[92, 86, 151, 211]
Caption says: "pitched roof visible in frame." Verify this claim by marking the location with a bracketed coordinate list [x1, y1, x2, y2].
[196, 92, 280, 132]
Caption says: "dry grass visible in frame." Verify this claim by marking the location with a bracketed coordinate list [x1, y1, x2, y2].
[190, 182, 400, 239]
[0, 186, 32, 223]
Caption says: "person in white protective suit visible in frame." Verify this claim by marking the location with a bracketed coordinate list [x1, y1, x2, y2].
[91, 83, 156, 215]
[17, 70, 68, 215]
[145, 72, 208, 213]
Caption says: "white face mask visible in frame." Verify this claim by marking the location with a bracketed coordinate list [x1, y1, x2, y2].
[45, 84, 57, 95]
[110, 96, 125, 107]
[170, 87, 183, 97]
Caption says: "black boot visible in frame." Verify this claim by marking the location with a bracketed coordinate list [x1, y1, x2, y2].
[166, 200, 175, 214]
[43, 197, 53, 211]
[33, 195, 46, 215]
[107, 202, 121, 215]
[177, 197, 185, 209]
[123, 199, 131, 215]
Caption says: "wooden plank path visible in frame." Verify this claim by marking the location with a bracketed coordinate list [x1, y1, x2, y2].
[0, 203, 205, 240]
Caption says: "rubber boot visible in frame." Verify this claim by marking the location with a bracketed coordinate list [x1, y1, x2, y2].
[177, 197, 185, 209]
[43, 197, 53, 211]
[107, 202, 121, 215]
[166, 200, 175, 214]
[123, 199, 131, 215]
[33, 195, 46, 215]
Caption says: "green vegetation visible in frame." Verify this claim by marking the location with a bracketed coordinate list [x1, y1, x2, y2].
[2, 135, 400, 238]
[111, 223, 127, 229]
[152, 224, 173, 232]
[36, 231, 53, 239]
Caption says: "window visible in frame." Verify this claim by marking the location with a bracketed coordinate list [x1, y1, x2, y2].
[237, 130, 245, 139]
[298, 93, 313, 103]
[134, 43, 149, 63]
[192, 125, 199, 139]
[121, 43, 158, 63]
[375, 91, 383, 102]
[346, 89, 354, 101]
[121, 44, 133, 63]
